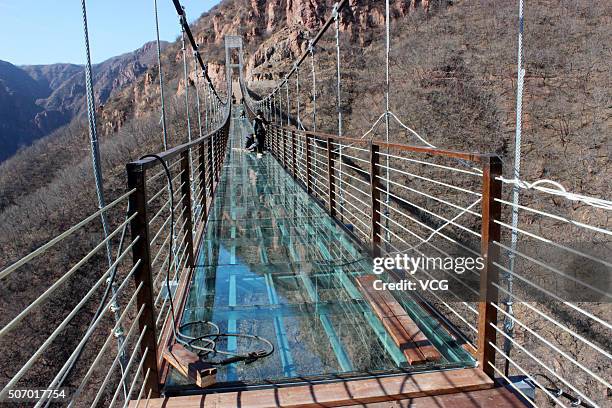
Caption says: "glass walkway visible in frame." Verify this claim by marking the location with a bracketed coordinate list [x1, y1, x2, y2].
[169, 108, 474, 390]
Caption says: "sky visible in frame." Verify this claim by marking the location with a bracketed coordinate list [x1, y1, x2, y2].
[0, 0, 220, 66]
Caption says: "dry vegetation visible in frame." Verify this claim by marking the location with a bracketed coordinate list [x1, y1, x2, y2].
[248, 0, 611, 405]
[0, 0, 609, 406]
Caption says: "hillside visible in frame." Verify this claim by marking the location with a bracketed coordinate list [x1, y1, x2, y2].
[0, 0, 609, 405]
[0, 41, 168, 162]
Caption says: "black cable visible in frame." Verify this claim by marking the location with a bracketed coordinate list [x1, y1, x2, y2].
[522, 374, 595, 408]
[140, 154, 179, 340]
[171, 0, 225, 104]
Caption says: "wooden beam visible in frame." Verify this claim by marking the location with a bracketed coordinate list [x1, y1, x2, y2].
[130, 368, 493, 408]
[126, 163, 160, 397]
[477, 156, 502, 378]
[355, 275, 442, 364]
[162, 344, 216, 388]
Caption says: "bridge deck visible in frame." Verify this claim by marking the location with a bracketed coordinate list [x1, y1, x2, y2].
[160, 108, 498, 402]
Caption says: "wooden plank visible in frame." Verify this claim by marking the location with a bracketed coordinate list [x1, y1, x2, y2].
[477, 156, 502, 378]
[356, 275, 394, 317]
[341, 386, 528, 408]
[131, 368, 494, 408]
[382, 316, 427, 364]
[162, 344, 216, 388]
[395, 315, 440, 362]
[355, 275, 442, 364]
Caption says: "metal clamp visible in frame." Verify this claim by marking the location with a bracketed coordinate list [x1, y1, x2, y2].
[332, 2, 340, 20]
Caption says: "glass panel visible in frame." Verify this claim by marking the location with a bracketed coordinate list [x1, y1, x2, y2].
[166, 116, 474, 390]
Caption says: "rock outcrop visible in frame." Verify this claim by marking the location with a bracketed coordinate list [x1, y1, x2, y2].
[0, 41, 168, 162]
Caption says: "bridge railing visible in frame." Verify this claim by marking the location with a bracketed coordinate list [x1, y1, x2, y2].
[0, 188, 157, 406]
[0, 106, 231, 406]
[265, 122, 502, 377]
[263, 120, 612, 406]
[125, 106, 231, 388]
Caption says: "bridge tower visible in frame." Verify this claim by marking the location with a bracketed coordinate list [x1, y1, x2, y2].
[224, 35, 244, 101]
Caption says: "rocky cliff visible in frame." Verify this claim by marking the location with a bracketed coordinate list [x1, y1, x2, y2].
[94, 0, 435, 135]
[0, 41, 168, 161]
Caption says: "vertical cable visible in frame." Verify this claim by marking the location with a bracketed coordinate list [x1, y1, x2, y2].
[285, 81, 290, 126]
[268, 97, 272, 121]
[504, 0, 524, 377]
[296, 66, 302, 129]
[153, 0, 169, 151]
[79, 0, 127, 397]
[178, 10, 192, 278]
[333, 3, 344, 219]
[274, 91, 278, 123]
[193, 53, 204, 222]
[383, 0, 391, 245]
[310, 43, 317, 132]
[204, 84, 209, 133]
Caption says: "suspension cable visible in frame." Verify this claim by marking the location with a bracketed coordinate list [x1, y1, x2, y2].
[285, 81, 290, 126]
[153, 0, 169, 150]
[383, 0, 391, 246]
[333, 3, 345, 219]
[309, 43, 317, 132]
[504, 0, 525, 377]
[296, 65, 303, 129]
[79, 0, 128, 397]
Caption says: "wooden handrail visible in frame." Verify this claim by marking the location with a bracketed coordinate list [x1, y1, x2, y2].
[269, 124, 489, 163]
[127, 112, 231, 171]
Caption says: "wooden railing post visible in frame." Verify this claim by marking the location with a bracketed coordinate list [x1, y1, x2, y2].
[369, 142, 381, 256]
[214, 132, 220, 183]
[126, 164, 160, 398]
[198, 142, 207, 219]
[305, 134, 312, 194]
[327, 137, 336, 218]
[477, 155, 502, 378]
[218, 130, 223, 179]
[282, 129, 287, 169]
[180, 150, 195, 268]
[207, 138, 214, 188]
[291, 131, 297, 178]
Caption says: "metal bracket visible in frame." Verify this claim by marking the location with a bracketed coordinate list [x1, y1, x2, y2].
[308, 40, 315, 54]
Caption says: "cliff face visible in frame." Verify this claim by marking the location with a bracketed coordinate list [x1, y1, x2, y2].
[94, 0, 434, 134]
[194, 0, 432, 79]
[0, 41, 167, 162]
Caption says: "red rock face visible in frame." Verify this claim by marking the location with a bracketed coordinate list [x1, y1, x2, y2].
[94, 0, 434, 136]
[286, 0, 322, 29]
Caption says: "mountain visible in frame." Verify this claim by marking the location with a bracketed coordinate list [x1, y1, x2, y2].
[0, 2, 609, 405]
[0, 41, 168, 162]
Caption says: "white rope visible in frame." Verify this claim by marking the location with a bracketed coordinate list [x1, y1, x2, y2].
[387, 111, 436, 148]
[498, 177, 612, 210]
